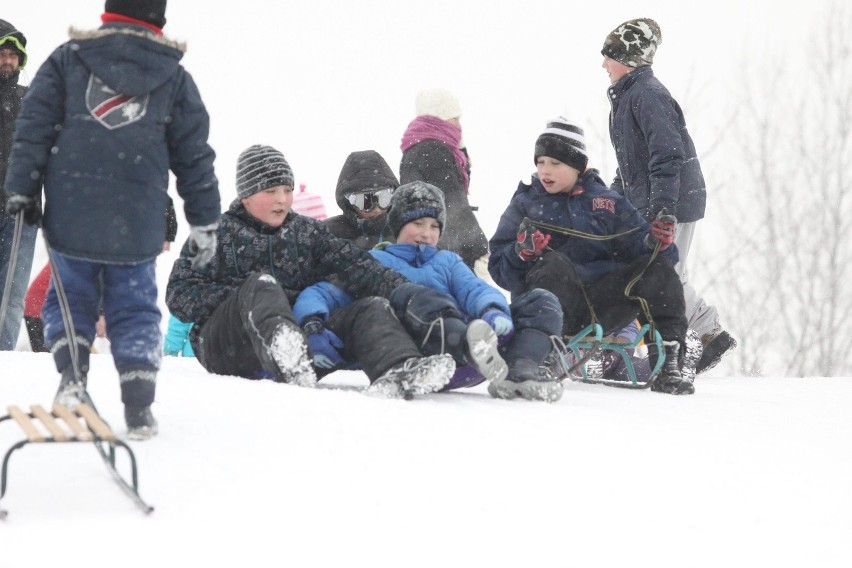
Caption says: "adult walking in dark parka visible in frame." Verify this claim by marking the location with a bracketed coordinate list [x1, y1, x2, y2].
[0, 18, 37, 352]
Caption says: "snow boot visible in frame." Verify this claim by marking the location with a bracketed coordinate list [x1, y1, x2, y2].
[269, 323, 318, 387]
[54, 367, 87, 409]
[682, 329, 703, 382]
[464, 319, 508, 383]
[489, 357, 564, 402]
[367, 353, 455, 399]
[696, 329, 736, 374]
[650, 341, 695, 395]
[125, 405, 158, 440]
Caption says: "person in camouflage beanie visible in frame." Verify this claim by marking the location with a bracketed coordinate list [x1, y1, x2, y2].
[601, 18, 736, 374]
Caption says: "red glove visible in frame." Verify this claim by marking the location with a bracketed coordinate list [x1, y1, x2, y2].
[515, 228, 551, 261]
[649, 210, 676, 250]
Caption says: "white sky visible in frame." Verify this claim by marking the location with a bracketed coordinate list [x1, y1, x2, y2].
[5, 0, 811, 239]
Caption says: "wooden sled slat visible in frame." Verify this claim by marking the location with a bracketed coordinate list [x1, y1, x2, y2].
[75, 404, 117, 441]
[30, 405, 70, 442]
[7, 406, 43, 442]
[51, 404, 93, 441]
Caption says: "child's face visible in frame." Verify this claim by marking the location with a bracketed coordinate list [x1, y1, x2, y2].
[536, 157, 580, 194]
[602, 56, 632, 85]
[397, 217, 441, 247]
[241, 185, 294, 227]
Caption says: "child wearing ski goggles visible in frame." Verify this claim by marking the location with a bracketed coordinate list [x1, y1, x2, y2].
[345, 187, 394, 211]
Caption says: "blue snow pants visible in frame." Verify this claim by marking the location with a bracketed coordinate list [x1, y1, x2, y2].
[43, 253, 161, 406]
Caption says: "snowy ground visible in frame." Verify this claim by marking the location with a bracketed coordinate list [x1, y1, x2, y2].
[1, 351, 850, 567]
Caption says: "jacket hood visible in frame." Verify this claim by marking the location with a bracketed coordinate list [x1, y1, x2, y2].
[335, 150, 399, 218]
[69, 25, 185, 96]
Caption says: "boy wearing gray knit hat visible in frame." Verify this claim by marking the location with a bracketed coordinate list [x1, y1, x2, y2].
[167, 144, 460, 400]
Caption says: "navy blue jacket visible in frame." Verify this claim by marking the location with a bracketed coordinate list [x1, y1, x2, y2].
[607, 66, 706, 222]
[3, 24, 220, 263]
[488, 170, 678, 295]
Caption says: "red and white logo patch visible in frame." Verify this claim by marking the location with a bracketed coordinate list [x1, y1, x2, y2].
[85, 74, 149, 130]
[592, 197, 616, 214]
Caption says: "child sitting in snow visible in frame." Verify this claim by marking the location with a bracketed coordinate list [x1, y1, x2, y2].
[488, 117, 695, 395]
[295, 181, 565, 402]
[166, 145, 461, 399]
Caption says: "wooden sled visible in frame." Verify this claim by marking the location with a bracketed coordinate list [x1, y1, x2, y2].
[0, 403, 153, 518]
[560, 323, 664, 389]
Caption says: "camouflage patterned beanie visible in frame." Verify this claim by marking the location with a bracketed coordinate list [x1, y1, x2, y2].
[601, 18, 662, 68]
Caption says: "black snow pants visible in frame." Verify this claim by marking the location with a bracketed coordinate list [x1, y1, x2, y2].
[198, 273, 423, 382]
[525, 250, 687, 346]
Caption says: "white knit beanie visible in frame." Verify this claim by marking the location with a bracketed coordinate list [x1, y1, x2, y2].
[415, 88, 462, 121]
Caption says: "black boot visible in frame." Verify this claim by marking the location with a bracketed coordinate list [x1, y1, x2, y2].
[125, 405, 158, 440]
[651, 341, 695, 395]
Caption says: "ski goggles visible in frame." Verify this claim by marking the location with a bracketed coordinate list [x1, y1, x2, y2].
[0, 36, 27, 69]
[345, 188, 394, 211]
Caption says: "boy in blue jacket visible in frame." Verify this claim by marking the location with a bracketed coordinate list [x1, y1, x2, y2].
[4, 0, 222, 438]
[488, 117, 694, 395]
[295, 181, 565, 402]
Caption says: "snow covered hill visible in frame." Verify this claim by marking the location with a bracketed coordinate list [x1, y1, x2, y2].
[1, 351, 850, 567]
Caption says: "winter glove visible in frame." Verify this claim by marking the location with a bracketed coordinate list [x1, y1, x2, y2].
[482, 309, 514, 338]
[5, 194, 42, 226]
[188, 222, 219, 270]
[515, 225, 551, 262]
[302, 317, 345, 369]
[649, 208, 676, 251]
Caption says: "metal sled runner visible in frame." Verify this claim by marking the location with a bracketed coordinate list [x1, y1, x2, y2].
[0, 403, 153, 518]
[559, 323, 665, 388]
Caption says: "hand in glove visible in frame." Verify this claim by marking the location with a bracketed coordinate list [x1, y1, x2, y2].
[482, 308, 514, 339]
[649, 209, 676, 250]
[5, 194, 42, 226]
[515, 226, 551, 262]
[302, 318, 345, 369]
[188, 222, 219, 270]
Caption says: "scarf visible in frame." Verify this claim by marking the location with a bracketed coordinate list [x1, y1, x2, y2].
[400, 115, 470, 192]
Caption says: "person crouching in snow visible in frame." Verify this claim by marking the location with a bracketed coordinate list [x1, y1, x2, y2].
[166, 145, 458, 399]
[295, 181, 565, 402]
[3, 0, 222, 439]
[488, 117, 694, 395]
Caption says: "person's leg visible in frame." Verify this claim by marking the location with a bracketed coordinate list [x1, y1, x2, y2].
[328, 296, 454, 397]
[102, 261, 161, 423]
[0, 218, 37, 350]
[42, 253, 100, 403]
[524, 250, 589, 335]
[199, 272, 315, 385]
[675, 222, 721, 338]
[489, 288, 565, 402]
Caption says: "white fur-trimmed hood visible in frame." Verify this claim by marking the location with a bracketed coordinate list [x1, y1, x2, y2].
[69, 26, 186, 53]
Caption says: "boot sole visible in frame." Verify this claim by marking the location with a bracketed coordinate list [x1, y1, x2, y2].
[466, 319, 508, 382]
[488, 377, 563, 402]
[367, 354, 455, 399]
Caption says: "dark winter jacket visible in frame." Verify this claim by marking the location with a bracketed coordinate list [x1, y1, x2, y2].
[166, 201, 409, 348]
[400, 140, 488, 267]
[3, 24, 220, 263]
[324, 150, 398, 250]
[488, 170, 678, 295]
[294, 243, 510, 324]
[0, 20, 27, 214]
[607, 66, 706, 223]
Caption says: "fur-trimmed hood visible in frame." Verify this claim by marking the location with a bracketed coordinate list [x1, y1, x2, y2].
[68, 24, 185, 96]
